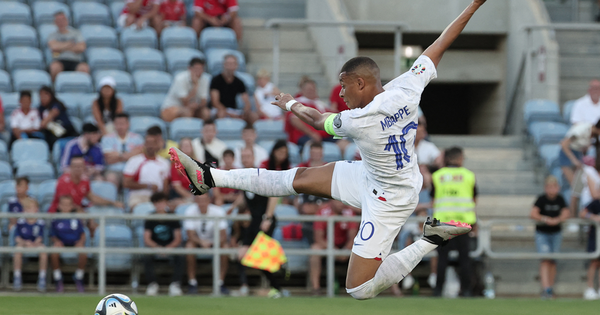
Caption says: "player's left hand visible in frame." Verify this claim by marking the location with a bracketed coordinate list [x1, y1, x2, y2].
[272, 93, 295, 111]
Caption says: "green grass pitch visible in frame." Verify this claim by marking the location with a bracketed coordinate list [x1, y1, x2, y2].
[1, 295, 599, 315]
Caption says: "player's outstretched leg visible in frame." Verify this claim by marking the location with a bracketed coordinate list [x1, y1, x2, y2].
[346, 217, 471, 300]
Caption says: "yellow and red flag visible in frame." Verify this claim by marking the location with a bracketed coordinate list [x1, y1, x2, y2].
[241, 232, 287, 273]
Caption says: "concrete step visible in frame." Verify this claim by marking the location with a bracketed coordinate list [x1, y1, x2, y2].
[476, 174, 541, 195]
[247, 51, 323, 74]
[243, 28, 314, 52]
[429, 135, 524, 149]
[238, 0, 306, 19]
[560, 56, 600, 78]
[476, 195, 537, 219]
[555, 31, 600, 46]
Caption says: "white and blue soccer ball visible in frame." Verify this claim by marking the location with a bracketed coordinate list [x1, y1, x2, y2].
[95, 294, 138, 315]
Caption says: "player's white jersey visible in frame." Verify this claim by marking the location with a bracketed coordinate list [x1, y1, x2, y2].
[330, 55, 437, 192]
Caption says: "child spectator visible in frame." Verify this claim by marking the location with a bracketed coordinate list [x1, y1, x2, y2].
[10, 91, 43, 149]
[50, 195, 87, 293]
[213, 149, 240, 205]
[155, 0, 186, 36]
[13, 198, 47, 292]
[530, 176, 570, 299]
[298, 142, 326, 168]
[254, 69, 282, 120]
[8, 176, 30, 229]
[580, 199, 600, 300]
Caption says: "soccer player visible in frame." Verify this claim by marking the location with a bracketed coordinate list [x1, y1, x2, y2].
[170, 0, 486, 299]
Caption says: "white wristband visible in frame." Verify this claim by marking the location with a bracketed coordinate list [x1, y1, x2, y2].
[285, 100, 297, 111]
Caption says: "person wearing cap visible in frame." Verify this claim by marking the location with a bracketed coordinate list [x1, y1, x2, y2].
[161, 58, 211, 122]
[92, 77, 124, 135]
[60, 123, 105, 178]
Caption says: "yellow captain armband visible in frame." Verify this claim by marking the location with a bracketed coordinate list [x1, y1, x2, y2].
[324, 114, 341, 138]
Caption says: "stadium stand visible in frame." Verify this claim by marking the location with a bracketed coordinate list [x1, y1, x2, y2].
[125, 47, 166, 72]
[80, 24, 118, 48]
[132, 70, 172, 94]
[0, 2, 32, 25]
[164, 47, 205, 74]
[120, 27, 158, 49]
[1, 24, 38, 47]
[169, 117, 203, 141]
[32, 1, 69, 27]
[71, 2, 111, 27]
[86, 47, 126, 71]
[199, 27, 238, 51]
[215, 118, 245, 140]
[0, 70, 12, 92]
[12, 69, 51, 91]
[54, 72, 94, 93]
[130, 116, 168, 137]
[160, 26, 197, 50]
[5, 46, 44, 72]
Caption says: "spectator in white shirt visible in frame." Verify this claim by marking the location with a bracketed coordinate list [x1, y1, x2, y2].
[254, 69, 282, 120]
[9, 91, 43, 149]
[560, 121, 600, 185]
[101, 113, 144, 187]
[191, 119, 228, 168]
[123, 126, 171, 209]
[571, 80, 600, 125]
[415, 116, 443, 189]
[183, 193, 229, 294]
[161, 58, 211, 122]
[233, 124, 268, 168]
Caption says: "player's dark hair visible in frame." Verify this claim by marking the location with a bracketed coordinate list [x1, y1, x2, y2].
[444, 147, 463, 166]
[82, 123, 99, 133]
[189, 57, 205, 67]
[19, 90, 31, 100]
[114, 112, 130, 120]
[203, 119, 215, 126]
[146, 126, 163, 136]
[150, 192, 168, 203]
[310, 142, 323, 149]
[267, 139, 290, 171]
[16, 176, 29, 185]
[340, 56, 380, 75]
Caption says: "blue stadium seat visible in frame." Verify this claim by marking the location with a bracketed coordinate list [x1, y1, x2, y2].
[51, 136, 75, 167]
[529, 121, 569, 147]
[94, 70, 134, 94]
[0, 161, 12, 181]
[37, 23, 57, 50]
[164, 47, 205, 74]
[301, 142, 341, 163]
[37, 179, 57, 208]
[1, 24, 38, 47]
[80, 24, 117, 48]
[32, 1, 69, 27]
[131, 202, 154, 229]
[199, 27, 237, 51]
[205, 48, 246, 76]
[91, 181, 117, 202]
[234, 71, 255, 94]
[16, 161, 55, 183]
[0, 140, 7, 161]
[88, 206, 125, 225]
[109, 2, 124, 28]
[539, 144, 560, 169]
[524, 99, 562, 126]
[563, 100, 576, 123]
[161, 26, 197, 49]
[215, 118, 245, 140]
[0, 92, 19, 115]
[86, 47, 125, 71]
[11, 139, 49, 167]
[169, 117, 203, 141]
[72, 2, 111, 27]
[223, 139, 243, 150]
[0, 2, 32, 25]
[78, 93, 99, 119]
[287, 142, 301, 166]
[56, 93, 80, 116]
[0, 50, 4, 70]
[120, 27, 157, 49]
[132, 70, 172, 94]
[121, 93, 161, 117]
[0, 70, 12, 92]
[5, 46, 44, 71]
[254, 120, 284, 142]
[55, 72, 93, 93]
[343, 142, 357, 161]
[0, 180, 16, 206]
[125, 47, 165, 72]
[130, 116, 168, 136]
[93, 224, 133, 271]
[12, 69, 51, 91]
[70, 116, 82, 133]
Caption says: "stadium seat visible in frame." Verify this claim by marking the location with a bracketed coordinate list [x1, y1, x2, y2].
[0, 140, 7, 161]
[254, 120, 284, 142]
[86, 47, 125, 71]
[51, 136, 75, 167]
[529, 121, 569, 147]
[120, 27, 157, 49]
[37, 179, 57, 208]
[88, 206, 125, 225]
[91, 181, 117, 202]
[131, 202, 154, 229]
[125, 47, 166, 72]
[0, 180, 16, 206]
[12, 69, 51, 92]
[5, 46, 44, 71]
[109, 2, 124, 28]
[1, 24, 38, 47]
[0, 2, 32, 25]
[0, 70, 12, 92]
[80, 24, 118, 48]
[0, 50, 4, 70]
[539, 144, 560, 169]
[257, 140, 275, 153]
[0, 161, 12, 181]
[524, 99, 562, 126]
[11, 138, 49, 167]
[205, 48, 246, 76]
[161, 26, 197, 49]
[70, 116, 82, 133]
[223, 139, 243, 149]
[169, 117, 203, 141]
[132, 70, 172, 94]
[93, 224, 133, 271]
[72, 2, 111, 27]
[121, 94, 161, 117]
[55, 72, 94, 93]
[562, 100, 576, 123]
[32, 1, 69, 27]
[78, 93, 98, 119]
[16, 161, 55, 183]
[215, 118, 245, 140]
[234, 71, 255, 94]
[94, 70, 134, 94]
[37, 23, 57, 50]
[287, 142, 301, 166]
[0, 92, 19, 115]
[199, 27, 237, 51]
[130, 116, 168, 136]
[344, 142, 358, 161]
[164, 47, 205, 74]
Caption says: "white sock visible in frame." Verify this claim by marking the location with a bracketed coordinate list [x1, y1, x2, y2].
[75, 269, 84, 280]
[211, 168, 299, 196]
[189, 279, 198, 286]
[39, 270, 46, 279]
[14, 270, 21, 278]
[53, 269, 62, 281]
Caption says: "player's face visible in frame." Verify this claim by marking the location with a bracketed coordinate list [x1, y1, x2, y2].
[338, 73, 359, 109]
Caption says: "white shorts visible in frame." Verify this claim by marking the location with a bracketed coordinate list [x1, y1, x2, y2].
[331, 161, 422, 260]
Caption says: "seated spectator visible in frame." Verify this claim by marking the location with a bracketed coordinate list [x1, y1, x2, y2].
[49, 155, 122, 213]
[92, 77, 124, 135]
[48, 12, 88, 82]
[161, 58, 211, 122]
[260, 139, 290, 170]
[233, 124, 268, 168]
[118, 0, 160, 30]
[38, 86, 78, 148]
[560, 121, 600, 185]
[329, 84, 349, 113]
[169, 137, 195, 206]
[254, 69, 282, 120]
[100, 113, 144, 186]
[580, 198, 600, 300]
[571, 80, 600, 125]
[213, 149, 240, 205]
[298, 142, 326, 168]
[297, 194, 327, 246]
[210, 55, 255, 122]
[123, 126, 171, 209]
[310, 200, 358, 295]
[530, 176, 570, 299]
[9, 91, 43, 149]
[192, 119, 227, 167]
[8, 176, 30, 229]
[192, 0, 242, 41]
[296, 79, 330, 113]
[13, 198, 47, 292]
[184, 194, 229, 294]
[50, 195, 87, 293]
[143, 192, 184, 296]
[154, 0, 186, 36]
[150, 126, 179, 160]
[60, 123, 104, 178]
[285, 81, 332, 150]
[415, 116, 443, 189]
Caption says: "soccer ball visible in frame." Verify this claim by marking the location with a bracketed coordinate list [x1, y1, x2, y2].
[95, 294, 138, 315]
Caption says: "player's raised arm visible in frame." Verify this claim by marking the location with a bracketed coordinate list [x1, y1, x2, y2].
[271, 93, 332, 131]
[423, 0, 487, 67]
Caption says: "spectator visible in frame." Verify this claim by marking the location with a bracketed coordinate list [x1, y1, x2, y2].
[260, 139, 290, 170]
[60, 123, 104, 177]
[581, 198, 600, 300]
[560, 121, 600, 185]
[49, 155, 121, 213]
[161, 58, 211, 122]
[183, 193, 229, 294]
[233, 124, 268, 168]
[213, 149, 240, 205]
[47, 12, 88, 82]
[169, 137, 195, 206]
[310, 200, 358, 295]
[123, 126, 171, 209]
[298, 142, 326, 168]
[530, 176, 570, 299]
[155, 0, 186, 36]
[143, 192, 184, 296]
[13, 198, 47, 292]
[9, 91, 43, 149]
[297, 194, 326, 247]
[118, 0, 160, 30]
[571, 80, 600, 125]
[152, 125, 179, 160]
[191, 0, 242, 41]
[92, 77, 124, 135]
[50, 195, 87, 293]
[38, 86, 78, 148]
[329, 84, 350, 113]
[191, 119, 227, 167]
[254, 69, 282, 120]
[8, 176, 30, 229]
[415, 116, 443, 189]
[572, 159, 600, 216]
[285, 80, 332, 149]
[296, 79, 330, 112]
[210, 55, 254, 122]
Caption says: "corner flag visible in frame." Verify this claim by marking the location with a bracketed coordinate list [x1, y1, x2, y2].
[241, 232, 287, 273]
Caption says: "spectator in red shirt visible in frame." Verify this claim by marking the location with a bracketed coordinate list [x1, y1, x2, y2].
[118, 0, 160, 30]
[169, 137, 195, 207]
[285, 80, 332, 149]
[259, 139, 290, 170]
[155, 0, 187, 36]
[309, 200, 359, 294]
[298, 142, 326, 168]
[329, 84, 350, 112]
[192, 0, 242, 41]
